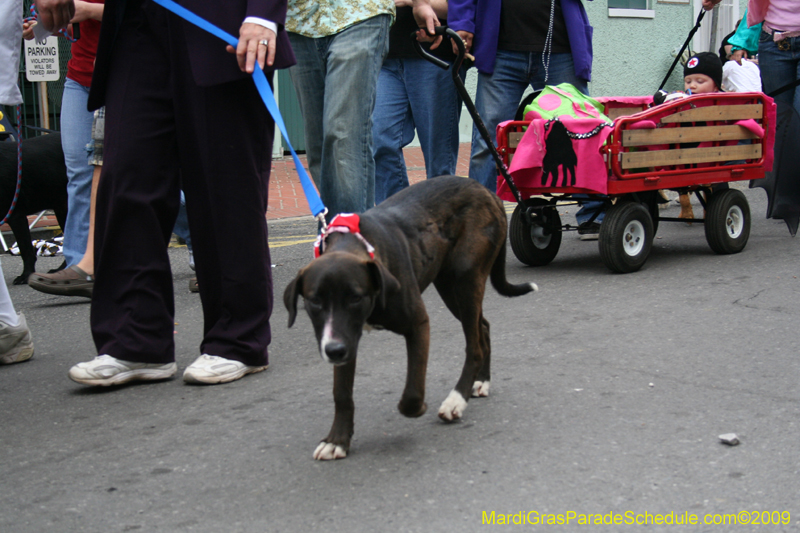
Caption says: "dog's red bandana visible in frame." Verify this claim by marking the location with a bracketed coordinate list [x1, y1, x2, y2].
[314, 213, 375, 259]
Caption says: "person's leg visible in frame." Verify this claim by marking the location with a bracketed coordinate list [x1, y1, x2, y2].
[469, 49, 530, 192]
[758, 33, 800, 117]
[173, 190, 192, 247]
[0, 260, 18, 328]
[0, 259, 33, 365]
[59, 79, 95, 267]
[89, 4, 181, 365]
[319, 15, 390, 216]
[287, 33, 326, 196]
[76, 106, 104, 276]
[406, 58, 465, 179]
[169, 30, 275, 368]
[27, 108, 100, 296]
[74, 164, 100, 275]
[373, 59, 416, 203]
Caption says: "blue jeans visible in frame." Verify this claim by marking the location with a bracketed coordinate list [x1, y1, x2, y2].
[758, 31, 800, 117]
[470, 49, 602, 223]
[173, 190, 191, 250]
[60, 78, 95, 266]
[373, 58, 465, 203]
[288, 15, 390, 219]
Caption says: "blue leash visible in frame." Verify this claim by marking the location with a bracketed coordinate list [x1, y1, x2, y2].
[151, 0, 327, 223]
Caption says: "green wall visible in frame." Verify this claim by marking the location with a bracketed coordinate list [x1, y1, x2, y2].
[586, 0, 748, 96]
[586, 2, 695, 96]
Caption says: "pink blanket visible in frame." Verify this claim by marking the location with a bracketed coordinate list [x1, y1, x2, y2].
[499, 116, 612, 198]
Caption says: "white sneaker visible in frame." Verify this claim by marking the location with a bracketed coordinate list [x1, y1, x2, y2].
[183, 354, 267, 384]
[68, 355, 177, 386]
[0, 313, 34, 365]
[188, 250, 195, 271]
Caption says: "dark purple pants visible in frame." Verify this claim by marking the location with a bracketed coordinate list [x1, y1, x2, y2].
[91, 3, 274, 366]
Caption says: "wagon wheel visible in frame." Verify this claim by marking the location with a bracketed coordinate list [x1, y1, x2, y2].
[624, 192, 660, 237]
[510, 198, 562, 266]
[704, 189, 750, 254]
[598, 201, 654, 273]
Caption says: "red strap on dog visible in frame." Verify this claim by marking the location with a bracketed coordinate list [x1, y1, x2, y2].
[314, 213, 375, 259]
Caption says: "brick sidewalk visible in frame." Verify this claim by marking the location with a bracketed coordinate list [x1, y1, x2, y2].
[5, 142, 474, 236]
[267, 142, 472, 220]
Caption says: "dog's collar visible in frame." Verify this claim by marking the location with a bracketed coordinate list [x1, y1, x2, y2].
[314, 213, 375, 259]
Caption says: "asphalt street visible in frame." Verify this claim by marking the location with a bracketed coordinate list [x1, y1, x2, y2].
[1, 182, 798, 532]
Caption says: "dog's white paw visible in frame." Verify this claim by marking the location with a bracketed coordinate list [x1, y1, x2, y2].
[438, 390, 467, 422]
[530, 282, 539, 292]
[313, 441, 347, 461]
[471, 380, 490, 397]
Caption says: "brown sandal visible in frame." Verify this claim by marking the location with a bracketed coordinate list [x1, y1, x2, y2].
[27, 265, 94, 298]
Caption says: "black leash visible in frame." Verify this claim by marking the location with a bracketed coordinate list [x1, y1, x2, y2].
[657, 9, 706, 93]
[767, 77, 800, 98]
[413, 27, 527, 206]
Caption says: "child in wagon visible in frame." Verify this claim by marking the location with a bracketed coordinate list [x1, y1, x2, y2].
[672, 52, 725, 219]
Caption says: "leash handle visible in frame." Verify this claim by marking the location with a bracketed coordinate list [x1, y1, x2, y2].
[413, 27, 527, 206]
[150, 0, 327, 219]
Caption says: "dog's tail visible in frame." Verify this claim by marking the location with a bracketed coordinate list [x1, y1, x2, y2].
[490, 241, 538, 297]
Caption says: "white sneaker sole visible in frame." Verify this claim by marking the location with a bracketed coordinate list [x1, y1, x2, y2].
[68, 363, 178, 386]
[0, 344, 34, 364]
[183, 364, 267, 385]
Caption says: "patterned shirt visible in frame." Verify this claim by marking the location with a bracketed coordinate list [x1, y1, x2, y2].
[286, 0, 395, 38]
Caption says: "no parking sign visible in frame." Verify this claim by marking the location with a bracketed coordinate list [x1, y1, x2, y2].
[24, 36, 60, 82]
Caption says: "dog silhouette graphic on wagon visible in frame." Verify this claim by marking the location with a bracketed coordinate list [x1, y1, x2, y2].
[541, 120, 578, 187]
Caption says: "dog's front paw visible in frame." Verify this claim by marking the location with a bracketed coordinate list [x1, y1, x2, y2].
[398, 397, 427, 418]
[438, 390, 467, 422]
[13, 274, 29, 286]
[471, 380, 490, 398]
[313, 441, 348, 461]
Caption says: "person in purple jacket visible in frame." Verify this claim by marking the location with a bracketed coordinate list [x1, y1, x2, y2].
[448, 0, 604, 237]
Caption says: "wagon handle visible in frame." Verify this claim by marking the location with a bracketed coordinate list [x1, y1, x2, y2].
[412, 28, 526, 206]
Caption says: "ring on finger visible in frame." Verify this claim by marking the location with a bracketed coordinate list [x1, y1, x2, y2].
[258, 39, 269, 47]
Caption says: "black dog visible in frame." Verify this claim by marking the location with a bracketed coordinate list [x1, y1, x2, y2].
[541, 120, 578, 187]
[0, 133, 68, 284]
[284, 176, 537, 460]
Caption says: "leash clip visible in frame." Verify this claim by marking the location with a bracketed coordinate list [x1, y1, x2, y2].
[315, 208, 329, 232]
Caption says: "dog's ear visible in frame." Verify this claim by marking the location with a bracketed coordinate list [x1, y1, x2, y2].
[283, 271, 304, 328]
[367, 260, 400, 310]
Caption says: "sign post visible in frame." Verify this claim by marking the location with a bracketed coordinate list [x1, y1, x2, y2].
[24, 35, 60, 130]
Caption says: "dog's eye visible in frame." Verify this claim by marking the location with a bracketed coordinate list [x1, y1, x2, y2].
[306, 297, 323, 309]
[348, 295, 364, 306]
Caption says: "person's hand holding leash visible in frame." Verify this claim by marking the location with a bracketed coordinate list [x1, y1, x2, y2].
[412, 0, 442, 48]
[730, 49, 747, 65]
[227, 22, 277, 73]
[34, 0, 75, 33]
[701, 0, 722, 10]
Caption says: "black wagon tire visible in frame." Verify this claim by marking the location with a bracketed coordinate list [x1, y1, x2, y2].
[704, 189, 750, 254]
[598, 201, 654, 273]
[510, 199, 562, 266]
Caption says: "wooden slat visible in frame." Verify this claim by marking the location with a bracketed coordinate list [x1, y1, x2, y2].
[621, 143, 761, 169]
[606, 106, 646, 121]
[660, 104, 762, 123]
[509, 131, 524, 149]
[622, 125, 759, 147]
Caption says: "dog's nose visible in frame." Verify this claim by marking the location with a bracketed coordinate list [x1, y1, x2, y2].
[324, 341, 348, 363]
